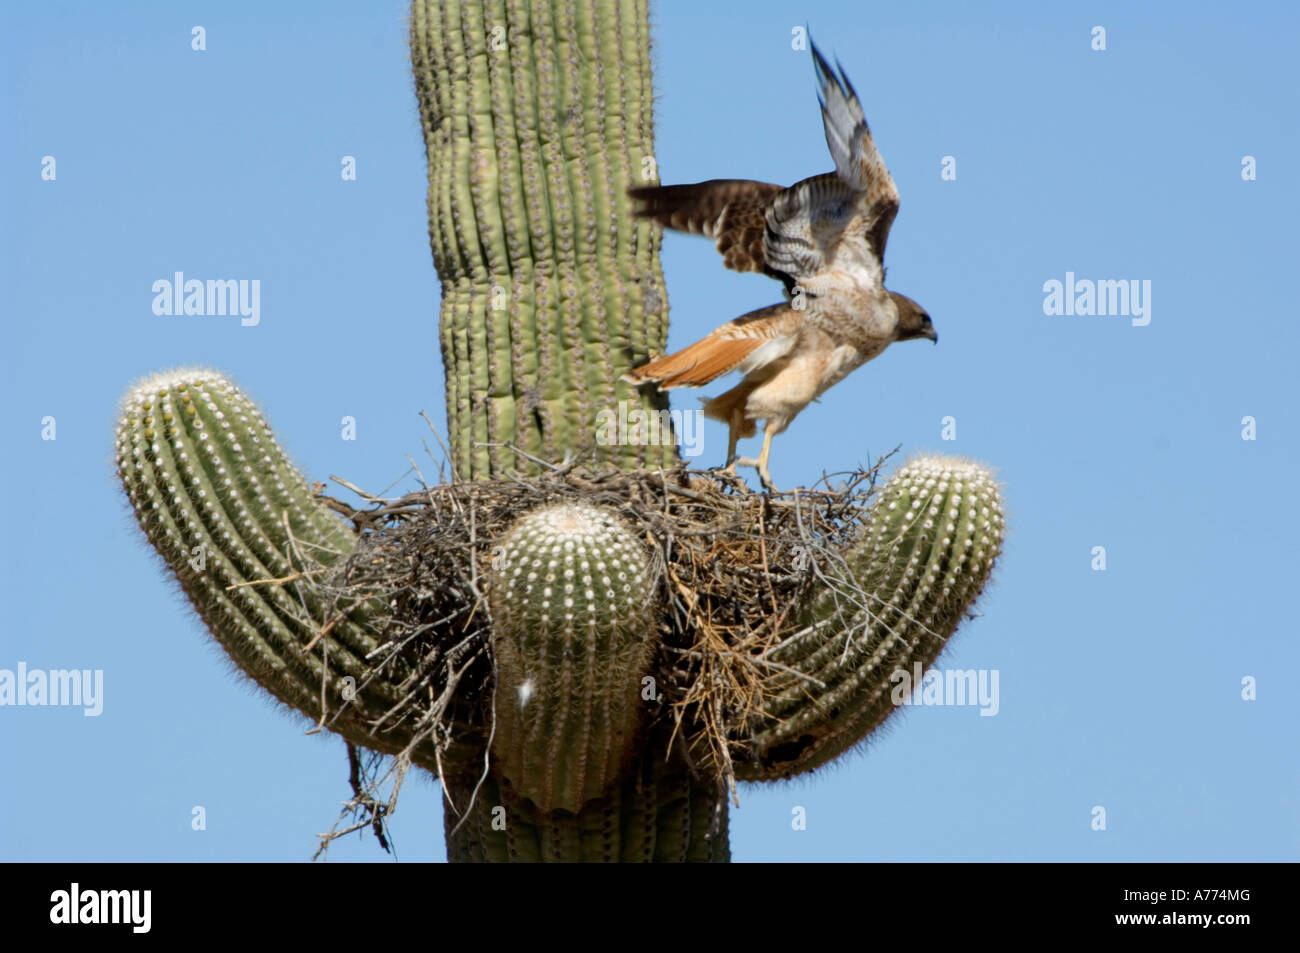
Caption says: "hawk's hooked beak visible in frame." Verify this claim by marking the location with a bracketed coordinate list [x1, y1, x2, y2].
[926, 327, 939, 344]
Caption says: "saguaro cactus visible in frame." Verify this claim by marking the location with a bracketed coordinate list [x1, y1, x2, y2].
[115, 0, 1006, 862]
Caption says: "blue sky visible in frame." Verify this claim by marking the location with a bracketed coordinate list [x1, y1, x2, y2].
[2, 0, 1296, 862]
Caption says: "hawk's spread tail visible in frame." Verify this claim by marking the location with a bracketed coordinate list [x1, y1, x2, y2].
[623, 303, 799, 390]
[624, 335, 766, 390]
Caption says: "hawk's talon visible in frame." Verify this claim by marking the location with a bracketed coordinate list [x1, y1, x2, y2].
[733, 457, 779, 493]
[710, 461, 753, 492]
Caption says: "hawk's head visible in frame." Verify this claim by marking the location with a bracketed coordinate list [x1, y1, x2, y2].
[890, 292, 938, 344]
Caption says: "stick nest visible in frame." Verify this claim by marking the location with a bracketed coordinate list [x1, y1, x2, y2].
[314, 455, 892, 808]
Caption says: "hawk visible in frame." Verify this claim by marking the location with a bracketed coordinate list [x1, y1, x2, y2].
[624, 41, 937, 490]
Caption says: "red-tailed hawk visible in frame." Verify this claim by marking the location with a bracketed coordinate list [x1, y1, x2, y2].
[625, 41, 936, 489]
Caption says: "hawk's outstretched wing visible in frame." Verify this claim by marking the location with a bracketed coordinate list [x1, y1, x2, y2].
[628, 179, 786, 282]
[622, 303, 799, 390]
[811, 41, 899, 258]
[628, 41, 899, 300]
[763, 42, 900, 293]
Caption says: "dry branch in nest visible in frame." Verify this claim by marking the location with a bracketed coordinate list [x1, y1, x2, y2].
[308, 451, 896, 823]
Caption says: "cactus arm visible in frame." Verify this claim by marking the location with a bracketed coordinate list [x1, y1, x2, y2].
[114, 370, 427, 761]
[736, 456, 1006, 780]
[487, 502, 659, 813]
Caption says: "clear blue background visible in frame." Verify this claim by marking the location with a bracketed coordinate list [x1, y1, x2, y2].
[2, 0, 1296, 862]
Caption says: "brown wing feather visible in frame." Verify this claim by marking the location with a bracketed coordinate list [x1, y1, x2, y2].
[624, 303, 799, 390]
[628, 180, 784, 277]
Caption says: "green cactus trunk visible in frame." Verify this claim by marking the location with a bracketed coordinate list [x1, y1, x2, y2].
[409, 0, 727, 859]
[411, 0, 675, 480]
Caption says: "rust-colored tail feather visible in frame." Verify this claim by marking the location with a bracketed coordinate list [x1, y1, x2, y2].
[625, 335, 764, 390]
